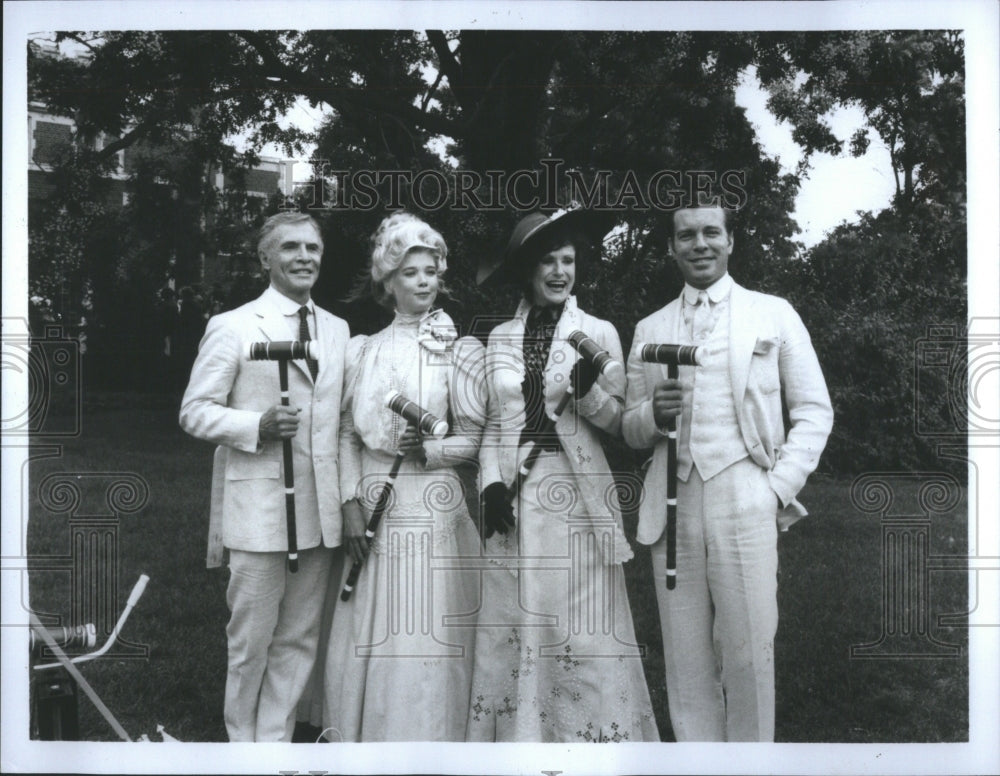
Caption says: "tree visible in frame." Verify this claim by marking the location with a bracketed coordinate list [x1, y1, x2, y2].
[28, 29, 970, 475]
[28, 147, 119, 336]
[299, 31, 802, 333]
[30, 33, 313, 164]
[747, 31, 968, 472]
[772, 200, 966, 473]
[753, 31, 965, 211]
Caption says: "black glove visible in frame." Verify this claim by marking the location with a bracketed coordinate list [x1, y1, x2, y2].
[570, 357, 600, 401]
[481, 482, 516, 538]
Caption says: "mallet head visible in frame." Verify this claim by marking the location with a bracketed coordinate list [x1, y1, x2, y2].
[636, 342, 700, 367]
[385, 390, 448, 438]
[245, 340, 318, 361]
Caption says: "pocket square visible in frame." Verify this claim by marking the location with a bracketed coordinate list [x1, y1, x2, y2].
[753, 337, 779, 355]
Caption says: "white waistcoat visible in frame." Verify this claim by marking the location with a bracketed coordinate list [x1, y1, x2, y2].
[677, 299, 749, 481]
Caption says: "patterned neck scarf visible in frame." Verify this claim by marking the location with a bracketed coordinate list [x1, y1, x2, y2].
[522, 302, 564, 374]
[521, 302, 564, 436]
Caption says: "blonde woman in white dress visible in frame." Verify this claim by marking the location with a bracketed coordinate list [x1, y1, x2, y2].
[322, 213, 486, 741]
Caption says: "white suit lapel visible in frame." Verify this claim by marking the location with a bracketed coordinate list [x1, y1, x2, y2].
[498, 304, 528, 484]
[507, 299, 529, 382]
[312, 308, 332, 384]
[728, 282, 757, 403]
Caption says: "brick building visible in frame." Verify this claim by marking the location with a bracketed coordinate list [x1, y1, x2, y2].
[28, 101, 296, 243]
[28, 41, 296, 289]
[28, 42, 298, 390]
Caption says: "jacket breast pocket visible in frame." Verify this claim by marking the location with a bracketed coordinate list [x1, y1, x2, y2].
[226, 456, 281, 481]
[749, 338, 781, 395]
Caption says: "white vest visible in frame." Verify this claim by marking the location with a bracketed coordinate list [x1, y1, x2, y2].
[677, 298, 749, 481]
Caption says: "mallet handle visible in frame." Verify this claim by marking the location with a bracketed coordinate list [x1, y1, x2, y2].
[637, 342, 701, 591]
[340, 450, 406, 601]
[279, 359, 299, 573]
[245, 341, 315, 573]
[508, 366, 576, 505]
[665, 362, 678, 589]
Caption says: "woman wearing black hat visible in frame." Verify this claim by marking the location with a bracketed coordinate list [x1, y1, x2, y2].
[468, 209, 658, 742]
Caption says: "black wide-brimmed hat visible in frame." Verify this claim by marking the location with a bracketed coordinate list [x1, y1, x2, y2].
[476, 207, 617, 286]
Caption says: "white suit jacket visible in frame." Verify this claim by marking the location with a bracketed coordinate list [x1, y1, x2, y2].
[622, 280, 833, 545]
[180, 287, 349, 554]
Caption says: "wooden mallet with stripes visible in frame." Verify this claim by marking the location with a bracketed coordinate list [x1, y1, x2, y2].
[246, 340, 319, 573]
[636, 343, 700, 589]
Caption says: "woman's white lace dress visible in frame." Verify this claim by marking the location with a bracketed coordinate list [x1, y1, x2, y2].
[322, 310, 486, 741]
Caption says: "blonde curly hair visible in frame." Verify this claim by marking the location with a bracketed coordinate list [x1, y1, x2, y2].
[367, 212, 449, 309]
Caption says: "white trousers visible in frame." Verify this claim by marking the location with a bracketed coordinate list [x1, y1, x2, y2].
[650, 457, 778, 741]
[224, 546, 334, 741]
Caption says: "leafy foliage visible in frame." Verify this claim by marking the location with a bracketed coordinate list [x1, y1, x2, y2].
[30, 32, 313, 160]
[26, 30, 968, 472]
[746, 30, 968, 473]
[772, 200, 966, 473]
[28, 146, 119, 336]
[753, 31, 965, 209]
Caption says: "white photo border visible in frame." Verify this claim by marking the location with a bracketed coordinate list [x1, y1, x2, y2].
[3, 2, 998, 774]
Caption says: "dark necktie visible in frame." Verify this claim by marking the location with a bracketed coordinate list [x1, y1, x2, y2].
[298, 306, 319, 381]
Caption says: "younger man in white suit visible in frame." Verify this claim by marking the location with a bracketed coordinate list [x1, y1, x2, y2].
[623, 205, 833, 741]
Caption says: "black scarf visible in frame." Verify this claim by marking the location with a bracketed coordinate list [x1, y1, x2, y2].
[521, 302, 564, 439]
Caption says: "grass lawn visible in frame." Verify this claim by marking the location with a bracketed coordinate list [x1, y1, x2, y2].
[26, 404, 968, 742]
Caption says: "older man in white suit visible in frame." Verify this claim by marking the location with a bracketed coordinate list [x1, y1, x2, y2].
[623, 204, 833, 742]
[180, 212, 349, 742]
